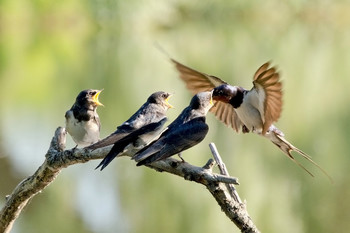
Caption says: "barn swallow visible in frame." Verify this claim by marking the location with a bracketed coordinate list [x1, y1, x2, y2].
[89, 91, 173, 170]
[133, 91, 213, 166]
[65, 89, 103, 147]
[171, 59, 331, 181]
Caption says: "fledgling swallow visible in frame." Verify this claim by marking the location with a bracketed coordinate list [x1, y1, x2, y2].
[171, 59, 332, 181]
[133, 91, 214, 166]
[65, 89, 103, 147]
[88, 91, 173, 170]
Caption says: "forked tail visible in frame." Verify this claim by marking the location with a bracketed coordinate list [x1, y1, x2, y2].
[263, 126, 333, 183]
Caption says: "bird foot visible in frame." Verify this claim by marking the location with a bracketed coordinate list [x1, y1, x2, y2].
[242, 125, 250, 133]
[177, 153, 186, 163]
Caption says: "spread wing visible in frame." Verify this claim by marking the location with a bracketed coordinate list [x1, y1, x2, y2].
[134, 117, 209, 166]
[171, 59, 243, 132]
[252, 62, 283, 134]
[210, 101, 243, 132]
[171, 59, 227, 94]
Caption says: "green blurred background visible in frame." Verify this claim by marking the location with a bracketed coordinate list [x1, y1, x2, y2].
[1, 0, 350, 232]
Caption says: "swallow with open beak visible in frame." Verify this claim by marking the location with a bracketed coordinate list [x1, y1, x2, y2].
[171, 59, 331, 181]
[133, 91, 213, 166]
[65, 89, 103, 147]
[89, 91, 173, 170]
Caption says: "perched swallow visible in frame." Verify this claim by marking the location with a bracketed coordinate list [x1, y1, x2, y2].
[65, 89, 103, 147]
[89, 91, 173, 170]
[172, 59, 331, 180]
[133, 91, 213, 166]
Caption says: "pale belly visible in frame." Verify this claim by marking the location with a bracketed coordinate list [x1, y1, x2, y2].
[235, 101, 263, 132]
[65, 112, 100, 147]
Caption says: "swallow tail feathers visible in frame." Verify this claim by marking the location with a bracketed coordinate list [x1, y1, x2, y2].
[263, 126, 333, 182]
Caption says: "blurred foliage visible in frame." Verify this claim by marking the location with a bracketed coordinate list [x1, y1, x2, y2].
[1, 0, 350, 232]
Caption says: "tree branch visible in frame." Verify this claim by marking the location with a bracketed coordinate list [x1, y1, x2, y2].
[0, 127, 259, 233]
[209, 143, 259, 232]
[210, 143, 242, 203]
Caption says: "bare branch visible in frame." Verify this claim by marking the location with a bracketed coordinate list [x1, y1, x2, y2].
[0, 127, 259, 233]
[210, 143, 242, 203]
[209, 143, 259, 232]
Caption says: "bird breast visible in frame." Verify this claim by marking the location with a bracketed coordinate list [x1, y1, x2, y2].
[235, 91, 264, 132]
[65, 111, 100, 146]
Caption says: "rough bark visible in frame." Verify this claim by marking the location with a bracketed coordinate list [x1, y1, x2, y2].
[0, 127, 259, 233]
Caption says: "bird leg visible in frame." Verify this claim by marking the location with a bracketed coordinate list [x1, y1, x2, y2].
[242, 125, 250, 133]
[177, 153, 186, 163]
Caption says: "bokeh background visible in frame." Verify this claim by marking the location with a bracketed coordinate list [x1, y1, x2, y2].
[1, 0, 350, 232]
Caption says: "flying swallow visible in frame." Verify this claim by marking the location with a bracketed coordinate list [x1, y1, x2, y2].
[133, 91, 214, 166]
[171, 59, 331, 181]
[65, 89, 103, 147]
[89, 91, 173, 170]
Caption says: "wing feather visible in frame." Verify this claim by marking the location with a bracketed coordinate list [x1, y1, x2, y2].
[87, 132, 129, 150]
[253, 63, 283, 134]
[171, 59, 242, 131]
[134, 118, 209, 165]
[210, 101, 243, 132]
[171, 59, 227, 94]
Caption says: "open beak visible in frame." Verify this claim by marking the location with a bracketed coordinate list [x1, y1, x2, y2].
[93, 89, 104, 106]
[165, 94, 174, 109]
[209, 90, 214, 106]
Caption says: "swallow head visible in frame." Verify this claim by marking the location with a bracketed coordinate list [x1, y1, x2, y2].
[148, 91, 174, 109]
[212, 84, 238, 103]
[76, 89, 104, 108]
[190, 91, 214, 114]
